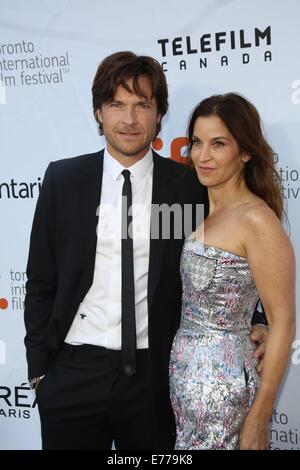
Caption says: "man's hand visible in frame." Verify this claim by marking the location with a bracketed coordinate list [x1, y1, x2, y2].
[250, 324, 269, 376]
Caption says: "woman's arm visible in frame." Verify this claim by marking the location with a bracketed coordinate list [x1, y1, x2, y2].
[239, 204, 295, 450]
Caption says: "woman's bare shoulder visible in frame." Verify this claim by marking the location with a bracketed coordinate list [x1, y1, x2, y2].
[239, 199, 281, 231]
[239, 200, 293, 254]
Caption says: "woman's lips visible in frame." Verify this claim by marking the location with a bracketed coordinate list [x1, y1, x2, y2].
[198, 166, 215, 174]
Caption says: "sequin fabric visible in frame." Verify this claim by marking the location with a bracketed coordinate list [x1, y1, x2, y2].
[169, 239, 260, 450]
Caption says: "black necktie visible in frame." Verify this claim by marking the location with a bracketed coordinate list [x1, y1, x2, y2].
[121, 169, 136, 377]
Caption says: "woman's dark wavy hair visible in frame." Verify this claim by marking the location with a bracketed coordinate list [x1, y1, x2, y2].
[187, 92, 283, 219]
[92, 51, 168, 138]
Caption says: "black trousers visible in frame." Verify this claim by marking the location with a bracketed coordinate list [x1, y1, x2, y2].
[36, 343, 165, 450]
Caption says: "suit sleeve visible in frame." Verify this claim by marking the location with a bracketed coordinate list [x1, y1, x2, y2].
[251, 300, 268, 326]
[24, 162, 57, 378]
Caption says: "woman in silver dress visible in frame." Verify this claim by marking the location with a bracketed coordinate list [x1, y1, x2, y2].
[169, 93, 295, 450]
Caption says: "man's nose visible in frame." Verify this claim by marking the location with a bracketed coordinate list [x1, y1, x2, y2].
[122, 106, 137, 124]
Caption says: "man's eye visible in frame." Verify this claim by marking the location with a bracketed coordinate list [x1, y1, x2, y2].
[138, 103, 150, 109]
[110, 102, 120, 108]
[192, 139, 201, 147]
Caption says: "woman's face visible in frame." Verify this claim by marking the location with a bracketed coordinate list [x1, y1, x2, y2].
[191, 114, 249, 189]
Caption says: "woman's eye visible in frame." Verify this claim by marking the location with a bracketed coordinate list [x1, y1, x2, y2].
[213, 141, 224, 148]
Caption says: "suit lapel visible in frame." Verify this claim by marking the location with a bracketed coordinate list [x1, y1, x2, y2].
[148, 152, 176, 310]
[79, 150, 104, 290]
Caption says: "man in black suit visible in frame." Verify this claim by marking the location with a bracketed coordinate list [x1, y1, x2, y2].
[24, 51, 267, 450]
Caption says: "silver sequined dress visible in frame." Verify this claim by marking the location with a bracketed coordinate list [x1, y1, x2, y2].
[169, 239, 260, 450]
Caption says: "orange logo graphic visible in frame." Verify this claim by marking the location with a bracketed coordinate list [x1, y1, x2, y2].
[153, 136, 191, 165]
[0, 298, 8, 309]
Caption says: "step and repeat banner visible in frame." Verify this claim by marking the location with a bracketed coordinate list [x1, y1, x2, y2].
[0, 0, 299, 450]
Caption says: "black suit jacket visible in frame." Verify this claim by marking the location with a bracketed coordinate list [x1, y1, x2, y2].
[24, 149, 266, 443]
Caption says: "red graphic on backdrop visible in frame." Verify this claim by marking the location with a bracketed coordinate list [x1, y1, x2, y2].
[153, 136, 191, 164]
[0, 298, 8, 309]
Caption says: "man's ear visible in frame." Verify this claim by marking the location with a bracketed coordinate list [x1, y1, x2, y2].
[96, 109, 102, 123]
[157, 114, 162, 125]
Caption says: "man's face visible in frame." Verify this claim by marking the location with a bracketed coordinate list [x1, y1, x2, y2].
[96, 76, 161, 164]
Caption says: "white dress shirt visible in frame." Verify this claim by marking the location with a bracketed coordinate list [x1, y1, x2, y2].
[65, 148, 153, 349]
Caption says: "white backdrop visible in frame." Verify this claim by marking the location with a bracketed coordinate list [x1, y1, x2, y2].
[0, 0, 299, 450]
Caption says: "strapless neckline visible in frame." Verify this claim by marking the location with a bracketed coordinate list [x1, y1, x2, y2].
[186, 238, 248, 261]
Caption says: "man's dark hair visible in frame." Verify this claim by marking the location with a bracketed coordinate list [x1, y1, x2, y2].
[92, 51, 168, 137]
